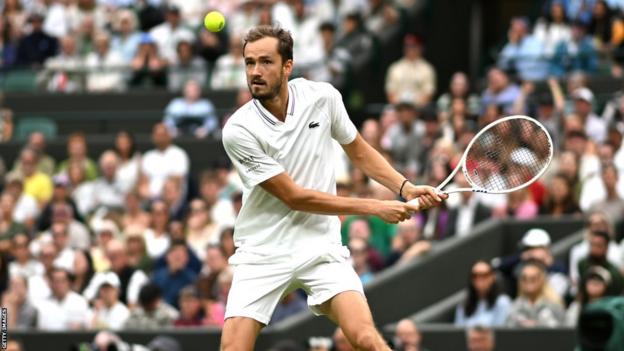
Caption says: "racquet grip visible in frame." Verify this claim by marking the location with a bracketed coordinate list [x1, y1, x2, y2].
[407, 197, 420, 210]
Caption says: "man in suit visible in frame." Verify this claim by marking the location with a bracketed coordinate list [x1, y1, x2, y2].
[444, 172, 491, 238]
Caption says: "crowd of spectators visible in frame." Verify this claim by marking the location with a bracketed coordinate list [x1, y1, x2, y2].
[498, 0, 624, 80]
[450, 217, 624, 330]
[0, 2, 623, 351]
[0, 0, 413, 94]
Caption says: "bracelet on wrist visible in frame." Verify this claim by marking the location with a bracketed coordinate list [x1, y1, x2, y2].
[399, 179, 409, 198]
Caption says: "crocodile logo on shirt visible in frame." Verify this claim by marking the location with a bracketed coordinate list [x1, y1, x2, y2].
[308, 121, 320, 129]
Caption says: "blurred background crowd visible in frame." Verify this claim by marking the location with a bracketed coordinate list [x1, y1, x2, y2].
[0, 0, 623, 350]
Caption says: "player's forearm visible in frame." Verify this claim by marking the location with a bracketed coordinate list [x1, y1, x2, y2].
[287, 188, 383, 216]
[345, 136, 406, 195]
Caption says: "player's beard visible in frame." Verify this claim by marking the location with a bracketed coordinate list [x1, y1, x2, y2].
[249, 71, 283, 101]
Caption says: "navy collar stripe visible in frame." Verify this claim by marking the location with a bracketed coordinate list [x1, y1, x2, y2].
[288, 86, 295, 116]
[252, 84, 295, 122]
[252, 100, 276, 125]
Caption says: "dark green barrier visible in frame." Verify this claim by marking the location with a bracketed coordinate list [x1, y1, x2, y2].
[8, 326, 578, 351]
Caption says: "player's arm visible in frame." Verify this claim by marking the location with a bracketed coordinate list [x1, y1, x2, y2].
[328, 84, 445, 207]
[341, 133, 445, 207]
[222, 121, 418, 223]
[259, 172, 416, 223]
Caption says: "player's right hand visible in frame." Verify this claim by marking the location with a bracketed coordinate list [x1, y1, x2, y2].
[376, 200, 419, 223]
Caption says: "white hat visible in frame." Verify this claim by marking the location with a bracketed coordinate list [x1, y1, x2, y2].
[98, 272, 121, 289]
[521, 228, 551, 248]
[93, 220, 120, 238]
[572, 87, 594, 104]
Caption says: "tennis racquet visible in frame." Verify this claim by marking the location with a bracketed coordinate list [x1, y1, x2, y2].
[409, 115, 553, 207]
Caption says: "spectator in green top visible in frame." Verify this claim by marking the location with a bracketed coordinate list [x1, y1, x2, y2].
[577, 230, 624, 296]
[340, 215, 396, 259]
[57, 132, 98, 181]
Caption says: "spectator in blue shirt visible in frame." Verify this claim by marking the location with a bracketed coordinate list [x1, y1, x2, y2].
[481, 67, 521, 114]
[152, 240, 198, 309]
[455, 260, 512, 327]
[551, 20, 598, 76]
[163, 80, 219, 139]
[498, 17, 549, 81]
[111, 9, 141, 62]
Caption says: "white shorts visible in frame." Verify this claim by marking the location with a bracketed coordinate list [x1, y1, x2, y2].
[224, 246, 365, 325]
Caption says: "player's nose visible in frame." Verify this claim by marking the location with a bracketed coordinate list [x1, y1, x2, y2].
[250, 63, 263, 77]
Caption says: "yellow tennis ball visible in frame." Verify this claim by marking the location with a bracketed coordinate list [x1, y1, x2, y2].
[204, 11, 225, 32]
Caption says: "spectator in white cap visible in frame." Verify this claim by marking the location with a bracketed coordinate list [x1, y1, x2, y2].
[572, 87, 607, 143]
[89, 272, 130, 330]
[83, 239, 149, 309]
[495, 228, 568, 298]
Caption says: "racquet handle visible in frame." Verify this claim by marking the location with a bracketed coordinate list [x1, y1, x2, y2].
[406, 197, 421, 210]
[406, 191, 448, 211]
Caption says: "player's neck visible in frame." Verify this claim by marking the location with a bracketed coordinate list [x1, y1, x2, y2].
[259, 83, 289, 122]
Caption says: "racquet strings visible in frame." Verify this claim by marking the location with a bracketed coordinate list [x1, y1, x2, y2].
[464, 118, 552, 192]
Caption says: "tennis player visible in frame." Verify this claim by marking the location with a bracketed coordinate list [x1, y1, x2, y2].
[221, 25, 447, 351]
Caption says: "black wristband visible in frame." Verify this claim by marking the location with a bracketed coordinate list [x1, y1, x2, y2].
[399, 179, 409, 198]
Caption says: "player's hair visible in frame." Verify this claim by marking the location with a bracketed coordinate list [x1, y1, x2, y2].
[243, 25, 293, 64]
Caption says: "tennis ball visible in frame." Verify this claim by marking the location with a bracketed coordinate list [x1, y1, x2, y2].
[204, 11, 225, 33]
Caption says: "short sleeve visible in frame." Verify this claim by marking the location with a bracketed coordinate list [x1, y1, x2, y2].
[329, 87, 358, 145]
[222, 123, 285, 188]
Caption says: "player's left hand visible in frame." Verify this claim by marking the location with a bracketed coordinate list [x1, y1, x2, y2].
[402, 183, 448, 210]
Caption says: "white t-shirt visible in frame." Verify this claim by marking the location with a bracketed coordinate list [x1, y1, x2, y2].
[35, 291, 90, 330]
[9, 260, 45, 279]
[141, 145, 190, 198]
[13, 193, 39, 223]
[83, 270, 149, 306]
[90, 302, 130, 330]
[222, 78, 357, 260]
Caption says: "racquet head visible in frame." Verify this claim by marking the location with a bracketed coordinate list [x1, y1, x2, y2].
[461, 115, 553, 194]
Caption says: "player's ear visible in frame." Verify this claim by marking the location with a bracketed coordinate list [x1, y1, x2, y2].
[283, 59, 293, 75]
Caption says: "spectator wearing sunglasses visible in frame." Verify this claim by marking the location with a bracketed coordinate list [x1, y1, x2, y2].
[455, 260, 511, 327]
